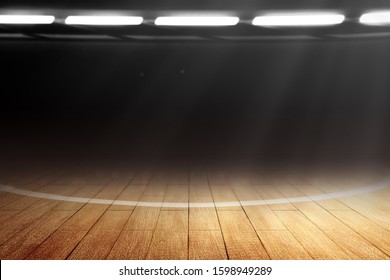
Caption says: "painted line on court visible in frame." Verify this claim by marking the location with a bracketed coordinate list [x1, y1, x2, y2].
[0, 176, 389, 208]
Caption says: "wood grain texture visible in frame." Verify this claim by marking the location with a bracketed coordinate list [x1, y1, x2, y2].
[292, 201, 388, 259]
[330, 210, 390, 257]
[124, 195, 163, 230]
[59, 204, 108, 231]
[189, 231, 227, 260]
[257, 231, 312, 260]
[0, 171, 389, 260]
[210, 185, 241, 211]
[0, 210, 19, 225]
[218, 211, 270, 259]
[109, 185, 146, 211]
[25, 230, 88, 260]
[294, 184, 351, 211]
[274, 211, 351, 260]
[146, 211, 188, 260]
[53, 184, 105, 211]
[163, 185, 188, 210]
[107, 231, 154, 260]
[189, 206, 220, 231]
[0, 210, 47, 245]
[68, 231, 122, 260]
[253, 185, 297, 211]
[0, 211, 74, 259]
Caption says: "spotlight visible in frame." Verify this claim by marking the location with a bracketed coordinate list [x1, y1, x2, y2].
[65, 16, 143, 26]
[0, 15, 55, 24]
[359, 11, 390, 25]
[154, 16, 239, 26]
[252, 12, 345, 27]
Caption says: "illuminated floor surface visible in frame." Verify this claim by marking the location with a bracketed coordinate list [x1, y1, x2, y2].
[0, 169, 389, 260]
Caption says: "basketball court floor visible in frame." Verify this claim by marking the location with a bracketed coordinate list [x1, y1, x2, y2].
[0, 167, 389, 260]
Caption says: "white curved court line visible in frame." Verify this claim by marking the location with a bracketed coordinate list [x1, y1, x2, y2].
[0, 176, 389, 208]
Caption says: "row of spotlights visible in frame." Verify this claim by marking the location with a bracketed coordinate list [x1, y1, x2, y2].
[0, 12, 390, 26]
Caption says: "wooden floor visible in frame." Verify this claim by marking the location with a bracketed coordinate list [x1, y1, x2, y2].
[0, 168, 389, 260]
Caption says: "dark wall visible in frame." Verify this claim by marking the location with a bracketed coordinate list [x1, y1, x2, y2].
[1, 39, 390, 167]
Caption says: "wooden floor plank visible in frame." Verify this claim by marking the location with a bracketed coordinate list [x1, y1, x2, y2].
[130, 171, 151, 185]
[68, 231, 122, 260]
[0, 210, 47, 245]
[107, 231, 154, 260]
[293, 184, 352, 211]
[243, 206, 286, 231]
[230, 181, 286, 230]
[362, 191, 390, 210]
[372, 188, 390, 201]
[230, 180, 259, 201]
[53, 184, 105, 211]
[0, 210, 19, 225]
[162, 185, 188, 210]
[253, 185, 297, 211]
[292, 201, 355, 231]
[273, 181, 305, 198]
[189, 184, 212, 197]
[146, 231, 188, 260]
[336, 196, 390, 231]
[88, 210, 131, 233]
[0, 211, 74, 259]
[189, 190, 220, 231]
[210, 185, 241, 211]
[146, 211, 188, 260]
[189, 203, 220, 231]
[292, 201, 388, 259]
[330, 210, 390, 257]
[189, 231, 227, 260]
[109, 185, 146, 211]
[274, 211, 351, 259]
[25, 230, 88, 260]
[64, 211, 132, 259]
[93, 181, 129, 200]
[143, 183, 167, 196]
[218, 211, 269, 260]
[324, 230, 389, 260]
[2, 184, 83, 211]
[1, 188, 61, 212]
[0, 193, 24, 208]
[123, 196, 163, 230]
[58, 204, 108, 231]
[257, 231, 312, 260]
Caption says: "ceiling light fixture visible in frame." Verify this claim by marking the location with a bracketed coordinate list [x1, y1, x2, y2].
[252, 12, 345, 27]
[359, 11, 390, 25]
[0, 15, 55, 24]
[155, 16, 239, 26]
[65, 16, 143, 26]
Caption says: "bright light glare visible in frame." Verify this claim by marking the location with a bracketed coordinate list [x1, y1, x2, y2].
[155, 16, 239, 26]
[359, 11, 390, 25]
[0, 15, 55, 24]
[65, 16, 143, 25]
[252, 13, 345, 27]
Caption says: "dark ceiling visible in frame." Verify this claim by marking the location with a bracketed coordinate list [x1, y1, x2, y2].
[1, 0, 390, 11]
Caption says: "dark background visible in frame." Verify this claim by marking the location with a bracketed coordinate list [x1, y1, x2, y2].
[1, 39, 390, 170]
[1, 0, 390, 170]
[1, 0, 390, 11]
